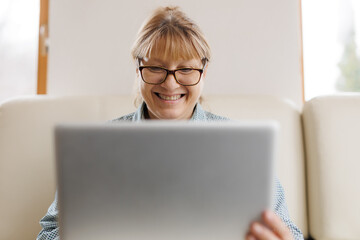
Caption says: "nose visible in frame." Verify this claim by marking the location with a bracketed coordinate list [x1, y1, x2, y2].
[160, 72, 181, 89]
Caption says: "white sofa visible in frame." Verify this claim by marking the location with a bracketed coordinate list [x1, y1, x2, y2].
[0, 94, 359, 240]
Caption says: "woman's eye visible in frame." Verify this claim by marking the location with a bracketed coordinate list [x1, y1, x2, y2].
[148, 67, 164, 73]
[178, 68, 193, 74]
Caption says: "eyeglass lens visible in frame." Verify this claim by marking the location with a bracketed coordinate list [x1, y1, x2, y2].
[142, 67, 201, 85]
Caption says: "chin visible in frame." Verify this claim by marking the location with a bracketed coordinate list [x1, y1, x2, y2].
[157, 110, 184, 120]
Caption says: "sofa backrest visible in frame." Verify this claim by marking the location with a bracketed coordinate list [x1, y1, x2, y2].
[303, 95, 360, 240]
[0, 95, 307, 240]
[0, 95, 135, 240]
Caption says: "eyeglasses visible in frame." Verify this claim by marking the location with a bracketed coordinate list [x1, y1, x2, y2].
[138, 61, 207, 86]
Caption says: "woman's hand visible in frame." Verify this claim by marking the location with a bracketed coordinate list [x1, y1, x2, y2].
[246, 210, 294, 240]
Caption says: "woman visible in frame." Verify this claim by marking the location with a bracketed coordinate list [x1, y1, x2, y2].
[37, 6, 303, 240]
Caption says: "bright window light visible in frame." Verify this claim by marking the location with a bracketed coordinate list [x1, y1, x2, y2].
[0, 0, 39, 103]
[302, 0, 360, 101]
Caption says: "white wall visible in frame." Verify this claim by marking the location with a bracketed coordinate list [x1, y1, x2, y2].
[48, 0, 303, 107]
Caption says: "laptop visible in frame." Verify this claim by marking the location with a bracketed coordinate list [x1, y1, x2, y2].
[55, 121, 278, 240]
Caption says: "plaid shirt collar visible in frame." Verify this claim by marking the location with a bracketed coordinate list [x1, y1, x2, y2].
[132, 102, 207, 122]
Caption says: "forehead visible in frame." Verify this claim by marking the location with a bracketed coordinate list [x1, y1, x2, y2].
[145, 35, 202, 62]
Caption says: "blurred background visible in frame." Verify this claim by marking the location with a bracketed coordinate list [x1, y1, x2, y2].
[302, 0, 360, 100]
[1, 0, 360, 105]
[0, 0, 39, 102]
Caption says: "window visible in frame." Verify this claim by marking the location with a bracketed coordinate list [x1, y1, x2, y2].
[0, 0, 40, 103]
[302, 0, 360, 101]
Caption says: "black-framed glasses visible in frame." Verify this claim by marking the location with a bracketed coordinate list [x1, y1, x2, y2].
[138, 60, 207, 86]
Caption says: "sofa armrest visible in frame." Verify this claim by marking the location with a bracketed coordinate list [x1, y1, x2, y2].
[303, 94, 360, 240]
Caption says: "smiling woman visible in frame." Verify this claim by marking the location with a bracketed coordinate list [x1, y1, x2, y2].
[131, 6, 211, 119]
[37, 6, 304, 240]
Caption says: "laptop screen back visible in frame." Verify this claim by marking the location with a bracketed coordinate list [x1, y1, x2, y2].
[55, 121, 277, 240]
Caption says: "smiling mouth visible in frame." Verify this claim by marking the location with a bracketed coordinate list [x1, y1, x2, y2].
[155, 93, 185, 101]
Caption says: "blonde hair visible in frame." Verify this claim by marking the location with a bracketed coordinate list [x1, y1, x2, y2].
[132, 6, 211, 62]
[132, 6, 210, 106]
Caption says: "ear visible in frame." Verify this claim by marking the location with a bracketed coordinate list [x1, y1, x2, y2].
[136, 68, 139, 77]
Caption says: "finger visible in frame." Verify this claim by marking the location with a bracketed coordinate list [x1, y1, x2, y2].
[262, 210, 293, 239]
[249, 222, 279, 240]
[245, 233, 257, 240]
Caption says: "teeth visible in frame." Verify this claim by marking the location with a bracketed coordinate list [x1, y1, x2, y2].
[158, 94, 182, 101]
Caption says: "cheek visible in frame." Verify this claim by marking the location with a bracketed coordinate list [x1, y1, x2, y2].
[140, 82, 146, 96]
[140, 81, 153, 98]
[191, 82, 204, 97]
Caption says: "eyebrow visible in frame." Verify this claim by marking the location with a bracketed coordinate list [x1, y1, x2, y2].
[143, 58, 200, 68]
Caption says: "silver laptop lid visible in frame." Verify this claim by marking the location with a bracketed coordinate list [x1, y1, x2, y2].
[55, 121, 278, 240]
